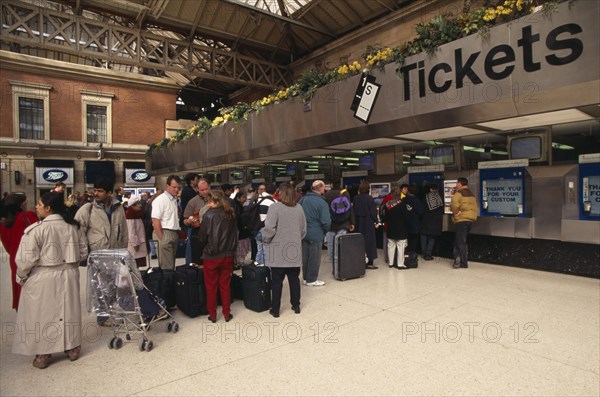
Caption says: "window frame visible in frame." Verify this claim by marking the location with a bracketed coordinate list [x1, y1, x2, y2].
[81, 90, 114, 145]
[10, 80, 52, 142]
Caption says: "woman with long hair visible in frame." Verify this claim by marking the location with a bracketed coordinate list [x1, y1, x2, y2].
[198, 190, 238, 323]
[263, 182, 306, 317]
[13, 192, 86, 369]
[65, 193, 79, 220]
[125, 195, 148, 267]
[0, 193, 38, 310]
[233, 192, 251, 267]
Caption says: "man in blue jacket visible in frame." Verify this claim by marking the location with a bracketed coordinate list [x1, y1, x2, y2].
[300, 180, 331, 286]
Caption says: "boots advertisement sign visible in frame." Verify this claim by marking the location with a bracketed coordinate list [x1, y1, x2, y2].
[125, 168, 155, 186]
[36, 167, 74, 188]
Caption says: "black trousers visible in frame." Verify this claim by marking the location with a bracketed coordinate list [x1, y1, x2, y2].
[407, 233, 420, 253]
[250, 231, 258, 261]
[453, 221, 473, 267]
[270, 267, 301, 314]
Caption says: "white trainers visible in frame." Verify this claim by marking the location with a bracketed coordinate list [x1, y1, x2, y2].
[306, 280, 325, 286]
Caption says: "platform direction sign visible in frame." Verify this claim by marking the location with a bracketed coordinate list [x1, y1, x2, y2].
[353, 80, 381, 124]
[351, 73, 376, 112]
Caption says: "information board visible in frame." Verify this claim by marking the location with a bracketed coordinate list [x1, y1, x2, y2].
[582, 175, 600, 216]
[443, 179, 457, 214]
[482, 178, 523, 216]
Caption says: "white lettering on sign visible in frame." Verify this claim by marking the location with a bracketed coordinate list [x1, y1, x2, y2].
[46, 172, 64, 181]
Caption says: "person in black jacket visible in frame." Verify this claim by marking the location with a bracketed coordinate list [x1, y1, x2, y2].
[382, 185, 409, 269]
[198, 190, 238, 323]
[353, 181, 378, 269]
[402, 184, 424, 255]
[420, 184, 444, 260]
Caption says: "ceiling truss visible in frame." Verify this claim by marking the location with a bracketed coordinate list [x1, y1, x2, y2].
[0, 0, 291, 89]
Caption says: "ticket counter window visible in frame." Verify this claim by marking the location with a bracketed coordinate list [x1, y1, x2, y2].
[580, 162, 600, 220]
[480, 167, 532, 218]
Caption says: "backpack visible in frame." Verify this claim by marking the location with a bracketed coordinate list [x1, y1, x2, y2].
[329, 194, 352, 224]
[240, 197, 268, 232]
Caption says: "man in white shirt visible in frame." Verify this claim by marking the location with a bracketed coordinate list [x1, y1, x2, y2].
[151, 175, 181, 269]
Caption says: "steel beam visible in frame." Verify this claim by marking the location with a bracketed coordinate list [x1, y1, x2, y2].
[0, 0, 290, 89]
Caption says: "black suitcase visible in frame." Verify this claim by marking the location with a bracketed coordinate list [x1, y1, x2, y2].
[174, 264, 208, 317]
[217, 272, 244, 305]
[231, 273, 244, 301]
[242, 264, 271, 312]
[175, 238, 186, 258]
[142, 267, 176, 309]
[404, 251, 419, 268]
[333, 233, 366, 281]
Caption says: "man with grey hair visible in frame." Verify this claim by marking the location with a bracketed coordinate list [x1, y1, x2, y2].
[299, 180, 331, 286]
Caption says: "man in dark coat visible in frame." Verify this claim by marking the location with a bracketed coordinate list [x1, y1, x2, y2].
[420, 184, 444, 260]
[402, 184, 424, 255]
[353, 181, 378, 269]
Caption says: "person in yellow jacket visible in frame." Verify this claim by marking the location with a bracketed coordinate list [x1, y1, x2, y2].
[450, 177, 478, 269]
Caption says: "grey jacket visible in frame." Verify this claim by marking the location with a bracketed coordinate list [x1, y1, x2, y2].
[263, 202, 307, 268]
[75, 199, 128, 254]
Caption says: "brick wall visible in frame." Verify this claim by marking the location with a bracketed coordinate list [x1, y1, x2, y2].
[0, 69, 175, 144]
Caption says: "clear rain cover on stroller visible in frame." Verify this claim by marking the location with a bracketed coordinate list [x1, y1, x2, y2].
[86, 249, 145, 317]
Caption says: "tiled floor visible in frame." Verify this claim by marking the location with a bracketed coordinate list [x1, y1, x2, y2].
[1, 248, 598, 396]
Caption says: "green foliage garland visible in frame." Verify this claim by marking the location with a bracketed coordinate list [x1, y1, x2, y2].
[147, 0, 561, 154]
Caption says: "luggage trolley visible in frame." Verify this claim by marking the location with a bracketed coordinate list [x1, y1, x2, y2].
[86, 249, 180, 352]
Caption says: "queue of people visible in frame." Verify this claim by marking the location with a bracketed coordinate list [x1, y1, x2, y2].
[0, 175, 475, 369]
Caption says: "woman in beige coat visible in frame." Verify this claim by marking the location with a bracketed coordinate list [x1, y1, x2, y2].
[125, 195, 147, 267]
[14, 192, 86, 369]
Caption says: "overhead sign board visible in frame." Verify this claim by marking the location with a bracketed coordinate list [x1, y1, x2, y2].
[35, 167, 74, 188]
[353, 78, 381, 124]
[125, 168, 155, 185]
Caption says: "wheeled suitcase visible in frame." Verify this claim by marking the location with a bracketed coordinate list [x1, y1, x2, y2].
[217, 272, 244, 305]
[242, 264, 271, 312]
[333, 233, 366, 281]
[231, 273, 244, 301]
[175, 234, 187, 258]
[174, 264, 208, 317]
[142, 267, 176, 308]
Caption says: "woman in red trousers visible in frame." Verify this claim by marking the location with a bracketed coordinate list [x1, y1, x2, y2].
[0, 193, 39, 310]
[198, 190, 238, 323]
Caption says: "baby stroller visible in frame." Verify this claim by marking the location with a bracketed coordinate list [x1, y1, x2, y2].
[86, 249, 180, 352]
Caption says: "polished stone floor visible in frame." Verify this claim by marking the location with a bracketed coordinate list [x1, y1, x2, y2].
[1, 247, 598, 396]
